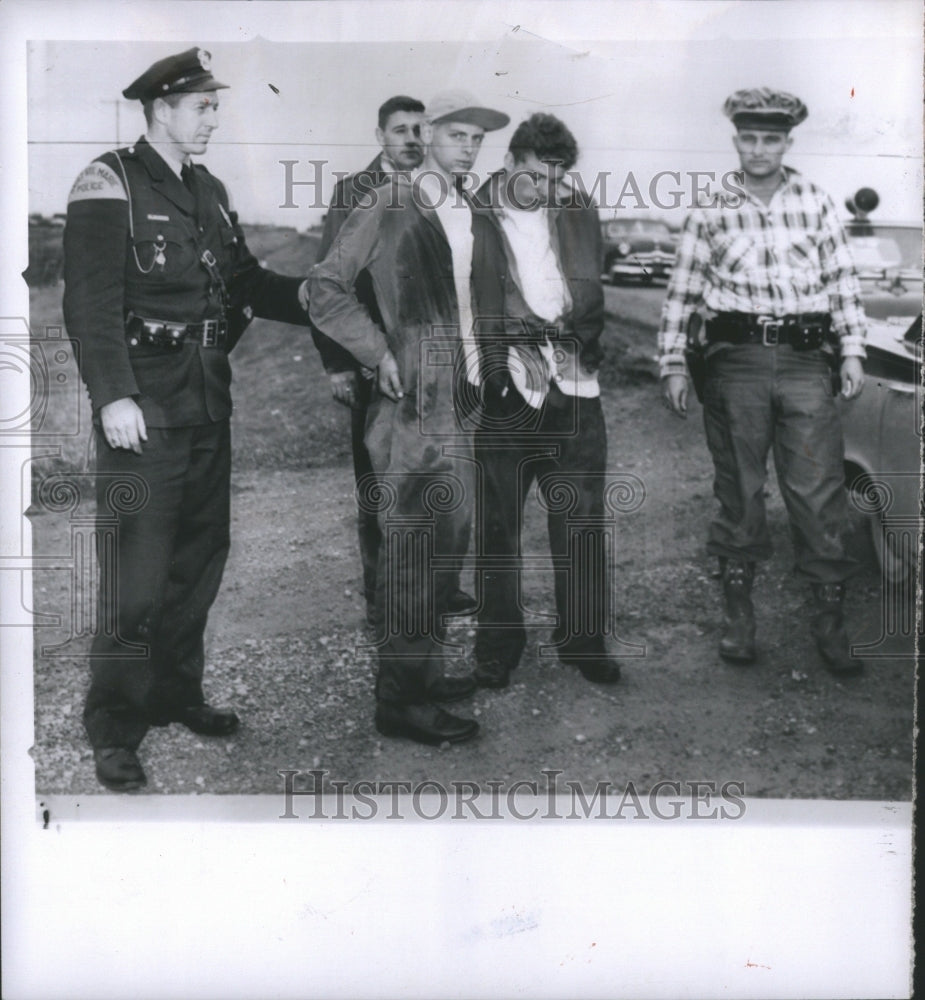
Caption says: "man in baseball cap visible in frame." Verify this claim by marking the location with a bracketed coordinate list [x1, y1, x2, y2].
[423, 89, 510, 177]
[310, 89, 509, 747]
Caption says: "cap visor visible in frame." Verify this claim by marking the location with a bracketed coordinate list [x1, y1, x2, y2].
[433, 107, 510, 131]
[733, 113, 793, 131]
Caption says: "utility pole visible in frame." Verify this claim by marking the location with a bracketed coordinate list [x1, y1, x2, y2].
[101, 99, 125, 145]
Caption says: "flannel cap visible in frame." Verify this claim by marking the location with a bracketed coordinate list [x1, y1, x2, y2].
[723, 87, 808, 131]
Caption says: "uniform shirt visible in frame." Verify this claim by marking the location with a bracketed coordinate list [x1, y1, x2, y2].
[417, 171, 480, 386]
[658, 168, 867, 378]
[63, 136, 307, 426]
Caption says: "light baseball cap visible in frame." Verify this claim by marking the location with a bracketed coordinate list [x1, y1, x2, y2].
[425, 89, 510, 131]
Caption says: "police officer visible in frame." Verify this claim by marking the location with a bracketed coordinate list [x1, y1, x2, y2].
[659, 88, 867, 676]
[63, 47, 311, 791]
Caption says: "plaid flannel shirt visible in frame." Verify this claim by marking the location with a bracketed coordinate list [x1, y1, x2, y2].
[658, 169, 867, 378]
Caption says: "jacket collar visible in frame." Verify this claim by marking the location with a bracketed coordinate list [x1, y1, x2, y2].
[132, 135, 197, 216]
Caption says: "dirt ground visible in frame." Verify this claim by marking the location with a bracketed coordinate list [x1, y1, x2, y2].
[28, 283, 916, 800]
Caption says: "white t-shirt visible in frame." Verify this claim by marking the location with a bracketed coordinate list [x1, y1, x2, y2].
[416, 172, 480, 386]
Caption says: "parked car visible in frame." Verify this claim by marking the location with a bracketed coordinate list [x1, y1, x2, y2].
[600, 217, 676, 285]
[838, 189, 922, 585]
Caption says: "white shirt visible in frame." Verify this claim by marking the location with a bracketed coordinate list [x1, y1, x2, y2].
[498, 204, 599, 407]
[416, 171, 480, 386]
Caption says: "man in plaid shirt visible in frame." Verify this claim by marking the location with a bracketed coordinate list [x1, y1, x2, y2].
[659, 87, 867, 676]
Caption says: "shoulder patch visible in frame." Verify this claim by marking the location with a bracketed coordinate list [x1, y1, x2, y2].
[67, 161, 127, 204]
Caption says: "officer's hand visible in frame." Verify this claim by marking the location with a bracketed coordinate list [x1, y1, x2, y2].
[663, 374, 689, 418]
[840, 357, 865, 400]
[377, 351, 404, 401]
[100, 397, 148, 454]
[330, 370, 359, 408]
[297, 279, 310, 313]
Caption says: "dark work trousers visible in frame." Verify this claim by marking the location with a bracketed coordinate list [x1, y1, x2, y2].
[474, 381, 610, 668]
[702, 343, 855, 583]
[83, 421, 232, 750]
[365, 382, 474, 706]
[349, 374, 382, 610]
[353, 374, 464, 616]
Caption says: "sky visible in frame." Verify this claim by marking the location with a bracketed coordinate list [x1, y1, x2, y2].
[24, 1, 923, 229]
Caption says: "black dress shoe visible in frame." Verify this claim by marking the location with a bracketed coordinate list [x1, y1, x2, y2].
[561, 655, 622, 684]
[94, 748, 147, 792]
[375, 702, 479, 745]
[444, 589, 478, 616]
[428, 674, 477, 702]
[474, 658, 513, 689]
[172, 705, 240, 736]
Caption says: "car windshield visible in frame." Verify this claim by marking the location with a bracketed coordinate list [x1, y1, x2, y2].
[846, 224, 922, 274]
[606, 220, 671, 238]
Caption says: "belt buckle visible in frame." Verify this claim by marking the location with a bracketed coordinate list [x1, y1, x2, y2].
[201, 319, 218, 347]
[757, 316, 781, 346]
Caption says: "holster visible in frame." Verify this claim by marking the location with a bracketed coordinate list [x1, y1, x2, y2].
[685, 312, 707, 403]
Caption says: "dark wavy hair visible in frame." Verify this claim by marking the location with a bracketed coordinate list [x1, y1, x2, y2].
[508, 113, 578, 170]
[377, 95, 425, 130]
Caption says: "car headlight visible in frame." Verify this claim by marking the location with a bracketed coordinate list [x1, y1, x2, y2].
[617, 241, 632, 256]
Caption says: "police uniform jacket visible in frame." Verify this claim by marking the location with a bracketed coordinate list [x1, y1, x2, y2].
[64, 136, 308, 427]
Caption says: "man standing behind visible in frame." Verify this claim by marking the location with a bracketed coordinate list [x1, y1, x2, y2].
[63, 48, 311, 791]
[310, 96, 482, 624]
[659, 88, 866, 675]
[310, 91, 509, 745]
[470, 113, 622, 690]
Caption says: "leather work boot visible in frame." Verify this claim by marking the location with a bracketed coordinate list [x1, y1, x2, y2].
[810, 582, 863, 677]
[374, 702, 479, 745]
[718, 557, 756, 663]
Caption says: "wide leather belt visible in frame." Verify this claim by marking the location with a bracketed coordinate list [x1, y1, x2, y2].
[126, 314, 229, 350]
[705, 312, 831, 349]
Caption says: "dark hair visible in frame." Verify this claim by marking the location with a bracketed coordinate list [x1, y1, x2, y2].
[508, 113, 578, 171]
[142, 92, 184, 127]
[377, 95, 425, 130]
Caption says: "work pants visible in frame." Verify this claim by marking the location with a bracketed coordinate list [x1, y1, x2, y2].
[474, 381, 610, 667]
[365, 386, 474, 705]
[702, 344, 855, 583]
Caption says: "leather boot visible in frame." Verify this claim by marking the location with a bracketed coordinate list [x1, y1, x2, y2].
[718, 557, 756, 663]
[811, 582, 863, 677]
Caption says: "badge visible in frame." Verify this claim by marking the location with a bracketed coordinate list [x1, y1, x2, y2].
[153, 236, 167, 269]
[197, 48, 211, 71]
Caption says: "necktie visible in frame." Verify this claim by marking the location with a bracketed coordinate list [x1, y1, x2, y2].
[181, 161, 195, 192]
[181, 162, 202, 222]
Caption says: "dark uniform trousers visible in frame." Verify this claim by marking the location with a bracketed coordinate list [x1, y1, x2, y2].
[702, 343, 855, 583]
[85, 422, 231, 750]
[474, 379, 610, 667]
